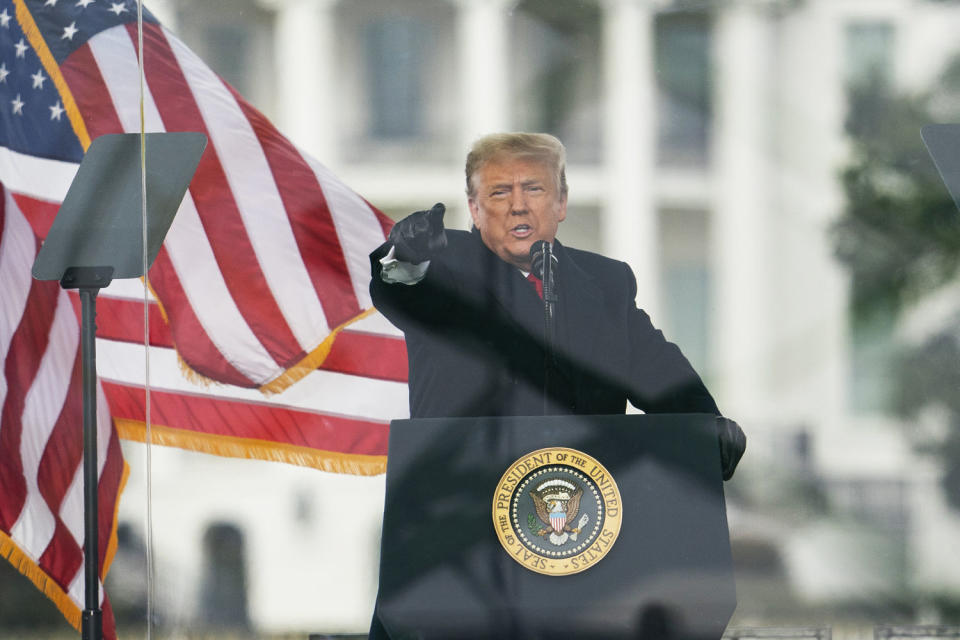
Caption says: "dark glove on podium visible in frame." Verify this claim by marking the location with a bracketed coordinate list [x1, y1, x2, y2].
[389, 202, 447, 264]
[716, 417, 746, 481]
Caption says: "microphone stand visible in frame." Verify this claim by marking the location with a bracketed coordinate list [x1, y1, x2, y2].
[532, 242, 558, 415]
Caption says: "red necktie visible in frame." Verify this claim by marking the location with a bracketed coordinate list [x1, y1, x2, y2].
[526, 273, 543, 299]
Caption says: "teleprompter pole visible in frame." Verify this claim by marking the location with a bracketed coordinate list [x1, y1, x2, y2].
[62, 267, 114, 640]
[81, 287, 101, 640]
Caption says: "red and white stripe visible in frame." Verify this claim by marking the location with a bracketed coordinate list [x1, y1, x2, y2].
[58, 21, 393, 389]
[0, 9, 408, 639]
[0, 186, 123, 638]
[1, 10, 411, 470]
[9, 165, 407, 468]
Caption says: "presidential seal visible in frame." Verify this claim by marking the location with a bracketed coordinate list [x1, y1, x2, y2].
[492, 447, 622, 576]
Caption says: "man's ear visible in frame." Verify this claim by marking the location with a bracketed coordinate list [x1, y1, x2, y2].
[468, 197, 481, 227]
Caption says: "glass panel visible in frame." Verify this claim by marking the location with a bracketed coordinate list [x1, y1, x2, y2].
[6, 0, 960, 638]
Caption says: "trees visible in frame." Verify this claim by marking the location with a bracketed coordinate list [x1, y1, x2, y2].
[833, 62, 960, 508]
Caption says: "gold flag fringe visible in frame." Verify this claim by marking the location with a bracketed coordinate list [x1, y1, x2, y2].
[14, 0, 92, 151]
[0, 532, 82, 631]
[259, 307, 379, 395]
[0, 461, 130, 634]
[115, 419, 387, 476]
[143, 281, 383, 397]
[143, 280, 210, 390]
[176, 352, 216, 388]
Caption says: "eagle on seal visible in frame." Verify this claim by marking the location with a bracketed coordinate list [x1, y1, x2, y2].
[530, 478, 584, 542]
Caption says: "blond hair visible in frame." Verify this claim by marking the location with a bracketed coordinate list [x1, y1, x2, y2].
[465, 132, 568, 199]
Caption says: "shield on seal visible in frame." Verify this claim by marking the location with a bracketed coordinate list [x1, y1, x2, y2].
[549, 508, 566, 533]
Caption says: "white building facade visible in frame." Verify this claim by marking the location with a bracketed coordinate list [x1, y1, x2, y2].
[116, 0, 960, 633]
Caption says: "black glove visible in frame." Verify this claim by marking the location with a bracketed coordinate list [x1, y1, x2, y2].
[716, 417, 746, 481]
[388, 202, 447, 264]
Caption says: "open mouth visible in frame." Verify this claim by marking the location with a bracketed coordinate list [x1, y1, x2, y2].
[511, 224, 533, 237]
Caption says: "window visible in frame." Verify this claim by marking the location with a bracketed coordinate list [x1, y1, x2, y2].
[850, 303, 897, 413]
[843, 20, 897, 413]
[198, 522, 251, 631]
[173, 0, 277, 121]
[335, 0, 458, 161]
[510, 0, 603, 164]
[826, 477, 909, 532]
[365, 17, 426, 139]
[845, 21, 895, 88]
[655, 11, 713, 167]
[659, 208, 711, 373]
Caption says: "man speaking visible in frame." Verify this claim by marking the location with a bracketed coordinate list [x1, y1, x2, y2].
[370, 133, 746, 479]
[368, 134, 745, 638]
[370, 132, 745, 481]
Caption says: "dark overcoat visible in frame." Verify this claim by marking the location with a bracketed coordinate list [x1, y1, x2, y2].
[369, 228, 719, 419]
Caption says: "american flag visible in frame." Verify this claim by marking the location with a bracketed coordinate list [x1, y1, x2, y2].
[1, 0, 408, 635]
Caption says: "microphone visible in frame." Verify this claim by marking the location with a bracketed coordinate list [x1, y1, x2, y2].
[530, 241, 546, 279]
[529, 241, 558, 303]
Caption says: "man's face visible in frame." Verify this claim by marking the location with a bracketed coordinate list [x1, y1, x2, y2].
[468, 157, 567, 271]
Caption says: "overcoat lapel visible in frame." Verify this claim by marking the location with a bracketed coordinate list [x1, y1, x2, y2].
[467, 229, 546, 344]
[553, 240, 603, 373]
[464, 232, 604, 363]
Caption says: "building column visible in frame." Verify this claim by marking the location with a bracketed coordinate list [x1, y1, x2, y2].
[711, 3, 769, 417]
[769, 2, 849, 463]
[456, 0, 511, 149]
[272, 0, 338, 163]
[601, 0, 659, 318]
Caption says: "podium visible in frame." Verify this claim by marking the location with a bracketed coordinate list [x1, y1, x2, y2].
[373, 413, 737, 640]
